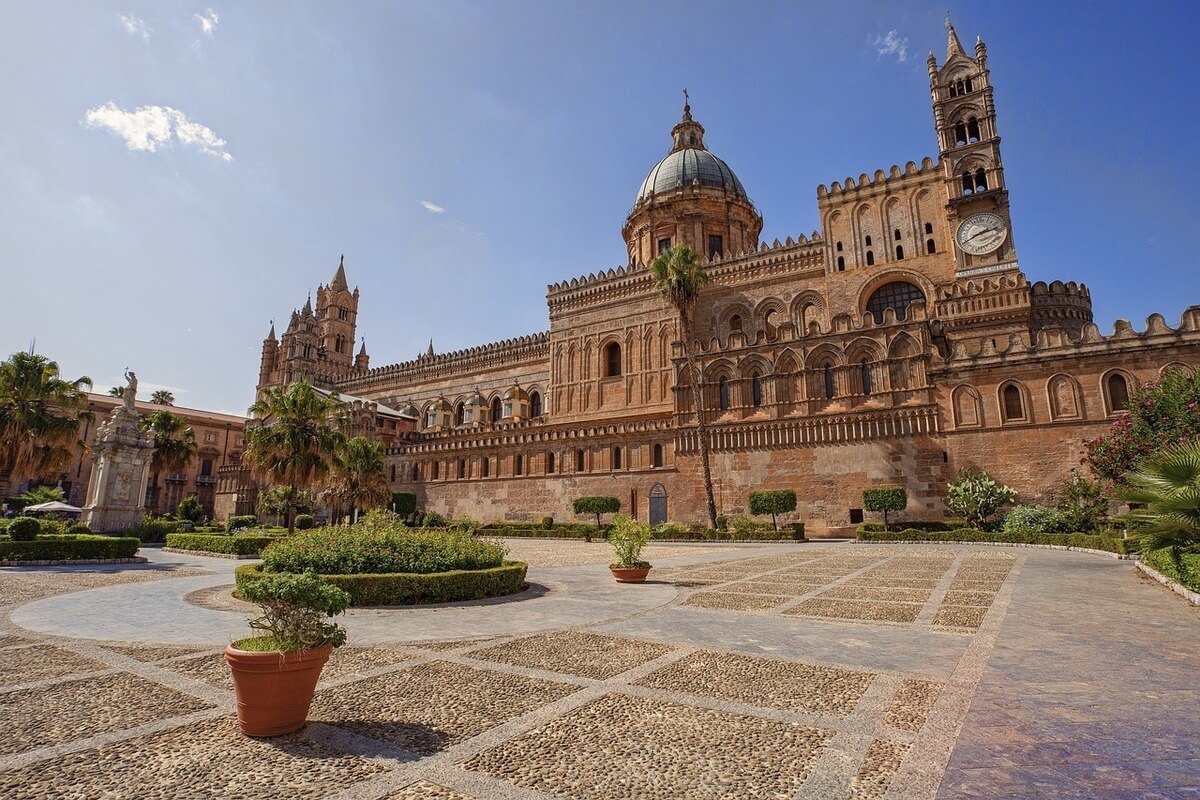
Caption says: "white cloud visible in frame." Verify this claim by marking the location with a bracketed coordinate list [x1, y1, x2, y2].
[420, 200, 446, 214]
[872, 30, 908, 62]
[119, 13, 150, 42]
[84, 103, 232, 161]
[193, 8, 219, 36]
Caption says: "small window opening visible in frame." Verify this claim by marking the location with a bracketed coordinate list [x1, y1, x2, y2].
[924, 222, 933, 234]
[751, 372, 763, 407]
[612, 447, 622, 470]
[576, 448, 585, 472]
[1003, 384, 1025, 420]
[836, 256, 845, 271]
[895, 245, 904, 260]
[927, 239, 937, 254]
[652, 443, 663, 468]
[823, 363, 835, 399]
[866, 250, 874, 266]
[719, 376, 730, 410]
[861, 358, 872, 395]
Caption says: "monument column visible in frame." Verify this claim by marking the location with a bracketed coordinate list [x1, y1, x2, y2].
[82, 370, 155, 532]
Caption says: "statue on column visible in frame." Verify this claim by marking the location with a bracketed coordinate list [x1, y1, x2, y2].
[123, 368, 138, 409]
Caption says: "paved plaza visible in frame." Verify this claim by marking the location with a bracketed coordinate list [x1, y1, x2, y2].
[1, 539, 1198, 799]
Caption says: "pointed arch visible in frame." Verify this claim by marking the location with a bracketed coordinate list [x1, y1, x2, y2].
[790, 291, 827, 335]
[999, 380, 1030, 423]
[1100, 369, 1134, 415]
[952, 384, 984, 428]
[1046, 373, 1083, 420]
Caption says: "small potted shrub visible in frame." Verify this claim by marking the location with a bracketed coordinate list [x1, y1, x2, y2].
[225, 571, 351, 737]
[608, 513, 651, 583]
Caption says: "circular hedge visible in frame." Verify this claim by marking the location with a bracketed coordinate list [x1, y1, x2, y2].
[234, 560, 529, 606]
[260, 525, 504, 575]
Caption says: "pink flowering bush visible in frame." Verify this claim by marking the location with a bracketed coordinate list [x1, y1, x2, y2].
[1083, 367, 1200, 482]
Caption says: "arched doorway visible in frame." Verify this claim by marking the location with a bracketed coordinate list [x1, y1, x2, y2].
[649, 483, 668, 526]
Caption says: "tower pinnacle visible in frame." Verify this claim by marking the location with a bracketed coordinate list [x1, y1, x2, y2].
[946, 12, 965, 58]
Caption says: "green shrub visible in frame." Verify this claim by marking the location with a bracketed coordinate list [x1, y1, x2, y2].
[944, 469, 1017, 530]
[294, 513, 315, 530]
[477, 522, 599, 539]
[68, 523, 91, 534]
[228, 515, 257, 531]
[126, 517, 179, 543]
[791, 522, 806, 540]
[1143, 547, 1200, 593]
[573, 496, 620, 531]
[165, 533, 278, 556]
[609, 514, 651, 569]
[261, 522, 505, 576]
[176, 520, 195, 533]
[1055, 470, 1108, 533]
[422, 511, 447, 528]
[0, 534, 140, 561]
[732, 514, 770, 538]
[176, 495, 204, 524]
[856, 526, 1131, 554]
[716, 514, 728, 532]
[748, 490, 797, 531]
[862, 487, 908, 531]
[390, 492, 417, 516]
[1003, 504, 1068, 534]
[7, 517, 40, 542]
[541, 516, 554, 530]
[858, 521, 957, 534]
[235, 561, 528, 606]
[236, 571, 351, 652]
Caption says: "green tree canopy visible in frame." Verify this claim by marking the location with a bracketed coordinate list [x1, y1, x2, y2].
[748, 489, 797, 531]
[0, 352, 92, 493]
[650, 243, 717, 529]
[327, 435, 390, 523]
[944, 469, 1016, 530]
[244, 380, 346, 534]
[862, 487, 907, 531]
[573, 495, 620, 539]
[140, 409, 197, 510]
[150, 389, 175, 406]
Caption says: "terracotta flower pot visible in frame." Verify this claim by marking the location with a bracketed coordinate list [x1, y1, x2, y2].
[225, 643, 332, 737]
[610, 566, 651, 583]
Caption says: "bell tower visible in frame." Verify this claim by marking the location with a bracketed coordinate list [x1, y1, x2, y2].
[929, 16, 1018, 277]
[315, 255, 360, 368]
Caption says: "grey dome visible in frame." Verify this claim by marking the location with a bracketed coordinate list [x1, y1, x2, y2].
[636, 148, 748, 205]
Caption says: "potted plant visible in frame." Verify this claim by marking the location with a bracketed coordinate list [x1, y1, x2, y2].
[225, 571, 351, 737]
[608, 513, 652, 583]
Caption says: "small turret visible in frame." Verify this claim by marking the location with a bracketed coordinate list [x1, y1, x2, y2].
[355, 339, 369, 370]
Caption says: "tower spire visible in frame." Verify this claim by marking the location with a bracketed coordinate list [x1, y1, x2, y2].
[330, 255, 349, 292]
[945, 11, 965, 58]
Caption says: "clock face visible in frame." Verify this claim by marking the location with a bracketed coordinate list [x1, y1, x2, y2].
[955, 212, 1008, 255]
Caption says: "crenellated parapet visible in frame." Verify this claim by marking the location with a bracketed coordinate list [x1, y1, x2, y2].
[943, 306, 1200, 367]
[933, 271, 1032, 336]
[1029, 280, 1094, 338]
[816, 157, 939, 199]
[336, 332, 549, 395]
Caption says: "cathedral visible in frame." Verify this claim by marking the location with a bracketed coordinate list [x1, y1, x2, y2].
[248, 20, 1200, 534]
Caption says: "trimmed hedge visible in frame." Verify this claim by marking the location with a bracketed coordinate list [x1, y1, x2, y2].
[476, 521, 806, 541]
[235, 560, 529, 606]
[7, 517, 39, 541]
[479, 522, 600, 538]
[0, 534, 140, 561]
[165, 533, 278, 556]
[1143, 547, 1200, 593]
[857, 527, 1133, 554]
[857, 521, 958, 534]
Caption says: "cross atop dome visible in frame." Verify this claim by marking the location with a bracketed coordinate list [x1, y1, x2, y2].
[670, 92, 706, 153]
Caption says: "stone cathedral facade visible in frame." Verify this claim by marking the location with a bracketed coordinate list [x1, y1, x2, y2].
[250, 21, 1199, 534]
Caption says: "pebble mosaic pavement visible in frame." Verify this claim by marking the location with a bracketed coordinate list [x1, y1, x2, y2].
[1, 540, 1198, 798]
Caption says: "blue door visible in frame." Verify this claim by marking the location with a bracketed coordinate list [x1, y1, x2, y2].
[649, 483, 668, 526]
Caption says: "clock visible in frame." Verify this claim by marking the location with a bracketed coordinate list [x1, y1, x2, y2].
[955, 212, 1008, 255]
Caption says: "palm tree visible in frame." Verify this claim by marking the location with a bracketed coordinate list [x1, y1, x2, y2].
[244, 380, 346, 534]
[1118, 438, 1200, 581]
[0, 352, 92, 496]
[650, 243, 718, 529]
[150, 389, 174, 406]
[140, 409, 197, 513]
[327, 436, 390, 523]
[108, 386, 125, 398]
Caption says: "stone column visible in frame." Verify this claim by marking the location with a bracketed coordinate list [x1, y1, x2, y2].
[81, 390, 155, 533]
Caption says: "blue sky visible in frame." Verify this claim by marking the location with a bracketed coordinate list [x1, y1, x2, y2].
[2, 1, 1197, 414]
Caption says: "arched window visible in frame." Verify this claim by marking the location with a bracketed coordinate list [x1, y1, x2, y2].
[411, 464, 419, 482]
[836, 256, 845, 271]
[719, 376, 730, 410]
[836, 241, 843, 251]
[612, 447, 622, 470]
[729, 314, 742, 332]
[954, 121, 967, 145]
[894, 229, 902, 241]
[576, 448, 585, 472]
[490, 397, 502, 422]
[604, 342, 621, 377]
[866, 281, 926, 324]
[927, 239, 937, 254]
[965, 77, 974, 93]
[866, 250, 874, 266]
[924, 222, 933, 234]
[457, 459, 465, 479]
[895, 245, 904, 260]
[764, 310, 778, 338]
[824, 363, 835, 399]
[967, 117, 981, 142]
[865, 235, 873, 246]
[454, 402, 464, 426]
[390, 464, 396, 482]
[962, 172, 974, 195]
[861, 358, 872, 396]
[529, 391, 542, 418]
[431, 461, 439, 480]
[547, 451, 555, 473]
[652, 443, 663, 468]
[1107, 373, 1130, 412]
[1002, 384, 1025, 421]
[751, 372, 763, 407]
[974, 168, 988, 192]
[515, 454, 523, 475]
[482, 457, 490, 477]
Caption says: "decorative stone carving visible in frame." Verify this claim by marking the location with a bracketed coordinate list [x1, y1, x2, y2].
[82, 370, 154, 532]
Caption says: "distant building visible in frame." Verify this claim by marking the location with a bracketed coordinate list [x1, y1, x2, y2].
[250, 19, 1200, 533]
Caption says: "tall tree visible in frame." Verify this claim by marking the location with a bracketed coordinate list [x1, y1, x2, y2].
[650, 243, 718, 529]
[327, 436, 390, 523]
[244, 380, 346, 534]
[150, 389, 174, 406]
[140, 409, 197, 513]
[0, 352, 92, 495]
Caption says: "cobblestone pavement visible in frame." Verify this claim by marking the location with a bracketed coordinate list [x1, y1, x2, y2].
[1, 541, 1198, 798]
